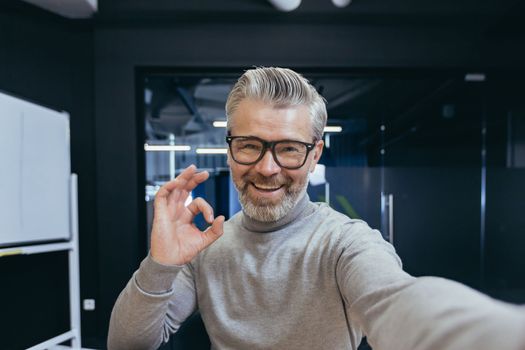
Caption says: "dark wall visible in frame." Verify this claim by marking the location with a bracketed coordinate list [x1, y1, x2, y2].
[0, 2, 98, 347]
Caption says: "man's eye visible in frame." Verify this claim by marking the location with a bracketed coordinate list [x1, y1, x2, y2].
[240, 143, 261, 151]
[277, 143, 302, 153]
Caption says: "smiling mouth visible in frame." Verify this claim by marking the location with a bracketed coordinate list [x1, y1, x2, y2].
[251, 183, 283, 192]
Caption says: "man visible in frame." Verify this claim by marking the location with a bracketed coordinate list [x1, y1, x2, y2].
[108, 67, 525, 350]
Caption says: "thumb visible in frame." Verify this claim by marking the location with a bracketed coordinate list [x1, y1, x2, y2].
[201, 215, 225, 246]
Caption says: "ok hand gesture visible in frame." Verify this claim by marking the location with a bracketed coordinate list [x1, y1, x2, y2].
[150, 165, 225, 266]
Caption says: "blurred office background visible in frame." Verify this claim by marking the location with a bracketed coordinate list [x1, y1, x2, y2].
[0, 0, 524, 349]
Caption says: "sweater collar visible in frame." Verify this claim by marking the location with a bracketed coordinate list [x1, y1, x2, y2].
[241, 192, 313, 233]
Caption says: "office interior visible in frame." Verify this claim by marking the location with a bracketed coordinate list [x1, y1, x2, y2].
[0, 0, 524, 349]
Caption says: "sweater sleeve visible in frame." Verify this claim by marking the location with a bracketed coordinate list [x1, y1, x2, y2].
[107, 254, 198, 350]
[336, 221, 525, 350]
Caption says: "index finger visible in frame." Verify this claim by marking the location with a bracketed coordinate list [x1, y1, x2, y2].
[167, 170, 209, 209]
[170, 165, 210, 191]
[157, 165, 208, 200]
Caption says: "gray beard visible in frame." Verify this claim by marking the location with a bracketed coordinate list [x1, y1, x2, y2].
[236, 175, 309, 222]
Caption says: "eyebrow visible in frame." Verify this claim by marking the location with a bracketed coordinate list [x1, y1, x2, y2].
[237, 135, 311, 143]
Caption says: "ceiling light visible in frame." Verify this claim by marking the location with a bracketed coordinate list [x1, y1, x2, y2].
[196, 148, 228, 154]
[324, 126, 343, 132]
[465, 73, 486, 82]
[144, 144, 191, 152]
[213, 121, 227, 128]
[331, 0, 351, 8]
[268, 0, 301, 12]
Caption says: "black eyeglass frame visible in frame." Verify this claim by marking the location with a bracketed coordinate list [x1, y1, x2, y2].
[225, 135, 317, 170]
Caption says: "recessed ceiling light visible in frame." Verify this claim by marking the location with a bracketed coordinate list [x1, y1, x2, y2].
[324, 126, 343, 132]
[196, 148, 228, 154]
[144, 144, 191, 152]
[465, 73, 486, 82]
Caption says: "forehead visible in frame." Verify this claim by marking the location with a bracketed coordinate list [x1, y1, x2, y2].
[229, 99, 312, 141]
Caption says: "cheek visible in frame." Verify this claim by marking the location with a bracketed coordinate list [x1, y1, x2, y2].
[299, 157, 313, 173]
[230, 163, 250, 182]
[308, 152, 320, 172]
[285, 169, 307, 185]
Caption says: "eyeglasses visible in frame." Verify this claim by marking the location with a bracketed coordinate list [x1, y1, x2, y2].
[225, 136, 316, 170]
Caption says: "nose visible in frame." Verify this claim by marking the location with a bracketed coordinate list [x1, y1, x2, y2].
[254, 149, 281, 177]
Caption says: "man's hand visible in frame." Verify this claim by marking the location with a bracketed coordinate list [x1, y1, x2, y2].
[150, 164, 225, 265]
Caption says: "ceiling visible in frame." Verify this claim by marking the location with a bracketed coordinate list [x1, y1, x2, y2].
[90, 0, 525, 51]
[97, 0, 520, 17]
[6, 0, 523, 39]
[94, 0, 524, 29]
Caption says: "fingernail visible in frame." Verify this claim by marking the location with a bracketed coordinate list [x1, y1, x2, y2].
[209, 215, 214, 222]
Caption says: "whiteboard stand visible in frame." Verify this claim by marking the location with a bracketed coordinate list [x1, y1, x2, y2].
[0, 174, 82, 349]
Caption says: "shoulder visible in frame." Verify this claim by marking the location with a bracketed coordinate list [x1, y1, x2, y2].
[312, 202, 375, 234]
[311, 202, 387, 249]
[301, 202, 382, 250]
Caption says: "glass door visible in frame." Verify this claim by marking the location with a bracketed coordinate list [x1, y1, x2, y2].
[485, 75, 525, 303]
[381, 75, 484, 288]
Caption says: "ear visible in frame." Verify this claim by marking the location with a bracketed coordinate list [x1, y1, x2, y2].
[309, 140, 324, 173]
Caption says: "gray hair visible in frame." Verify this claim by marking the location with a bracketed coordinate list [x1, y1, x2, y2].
[225, 67, 327, 141]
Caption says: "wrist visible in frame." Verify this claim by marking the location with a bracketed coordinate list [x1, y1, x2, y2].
[150, 251, 188, 266]
[135, 254, 183, 293]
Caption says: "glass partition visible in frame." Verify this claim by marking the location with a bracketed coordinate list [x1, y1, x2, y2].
[140, 70, 524, 301]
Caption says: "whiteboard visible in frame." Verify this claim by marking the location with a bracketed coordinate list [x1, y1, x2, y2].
[0, 92, 71, 246]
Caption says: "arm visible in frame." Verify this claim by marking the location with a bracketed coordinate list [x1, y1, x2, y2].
[108, 165, 224, 350]
[107, 256, 196, 350]
[336, 222, 525, 350]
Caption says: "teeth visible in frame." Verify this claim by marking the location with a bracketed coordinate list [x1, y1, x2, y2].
[254, 184, 281, 190]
